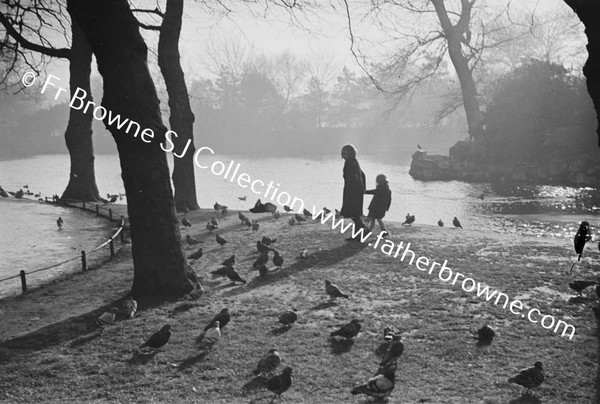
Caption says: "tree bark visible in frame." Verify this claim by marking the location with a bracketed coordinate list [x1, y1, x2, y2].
[67, 0, 199, 300]
[60, 17, 101, 202]
[158, 0, 200, 212]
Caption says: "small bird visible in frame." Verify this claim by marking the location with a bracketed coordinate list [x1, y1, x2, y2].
[380, 338, 404, 366]
[203, 321, 221, 344]
[571, 221, 592, 274]
[186, 234, 201, 245]
[210, 217, 218, 226]
[216, 233, 227, 246]
[203, 308, 230, 331]
[253, 349, 282, 376]
[214, 202, 227, 210]
[325, 279, 349, 300]
[57, 217, 64, 229]
[264, 367, 293, 400]
[226, 268, 247, 284]
[261, 236, 277, 246]
[252, 220, 259, 233]
[272, 211, 281, 220]
[438, 219, 444, 227]
[294, 214, 306, 222]
[298, 248, 308, 259]
[121, 297, 138, 319]
[476, 324, 495, 344]
[351, 364, 396, 400]
[188, 247, 204, 260]
[239, 212, 248, 222]
[221, 254, 236, 267]
[303, 208, 311, 217]
[334, 209, 342, 219]
[206, 222, 217, 231]
[253, 252, 269, 268]
[238, 196, 247, 201]
[257, 263, 269, 277]
[453, 217, 463, 228]
[479, 193, 485, 200]
[278, 310, 298, 328]
[330, 319, 361, 339]
[417, 144, 424, 151]
[181, 217, 192, 227]
[97, 308, 118, 326]
[244, 218, 253, 228]
[383, 325, 401, 341]
[569, 280, 596, 296]
[288, 216, 295, 226]
[273, 250, 284, 269]
[283, 205, 292, 212]
[221, 207, 228, 217]
[109, 195, 118, 203]
[139, 324, 171, 350]
[402, 213, 415, 226]
[257, 240, 271, 253]
[323, 207, 331, 215]
[508, 361, 545, 394]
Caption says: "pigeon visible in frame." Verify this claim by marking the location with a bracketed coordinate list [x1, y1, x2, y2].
[210, 217, 219, 226]
[139, 324, 171, 350]
[479, 193, 485, 200]
[226, 268, 247, 284]
[253, 349, 282, 376]
[402, 213, 415, 226]
[214, 202, 227, 210]
[97, 308, 118, 326]
[330, 319, 361, 339]
[571, 221, 592, 274]
[278, 310, 298, 328]
[273, 250, 284, 269]
[261, 236, 277, 246]
[23, 184, 29, 189]
[323, 207, 331, 215]
[221, 207, 228, 217]
[272, 211, 281, 220]
[257, 240, 271, 253]
[417, 144, 424, 151]
[181, 217, 192, 227]
[283, 205, 292, 212]
[264, 367, 293, 400]
[380, 339, 404, 366]
[335, 209, 342, 219]
[288, 217, 295, 226]
[325, 279, 349, 300]
[351, 364, 396, 400]
[257, 263, 269, 277]
[244, 218, 253, 228]
[453, 217, 463, 228]
[203, 321, 221, 344]
[109, 194, 118, 203]
[569, 280, 596, 296]
[216, 233, 227, 246]
[438, 219, 444, 227]
[294, 214, 307, 222]
[186, 234, 201, 245]
[383, 325, 401, 341]
[188, 247, 204, 260]
[57, 217, 64, 229]
[188, 284, 205, 300]
[252, 220, 259, 233]
[508, 361, 545, 393]
[253, 252, 269, 268]
[203, 308, 230, 331]
[476, 324, 495, 344]
[238, 212, 248, 222]
[298, 248, 308, 259]
[121, 297, 138, 319]
[206, 222, 217, 231]
[238, 196, 247, 201]
[303, 208, 311, 217]
[221, 254, 236, 267]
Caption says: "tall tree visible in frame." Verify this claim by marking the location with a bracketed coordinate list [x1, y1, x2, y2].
[67, 0, 200, 300]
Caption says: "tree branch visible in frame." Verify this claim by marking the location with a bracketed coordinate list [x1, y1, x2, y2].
[0, 11, 70, 58]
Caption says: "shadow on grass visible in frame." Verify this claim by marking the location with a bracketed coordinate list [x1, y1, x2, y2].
[508, 394, 542, 404]
[269, 326, 291, 336]
[330, 338, 354, 354]
[127, 349, 159, 365]
[178, 351, 210, 372]
[168, 302, 197, 317]
[242, 375, 267, 393]
[68, 329, 104, 348]
[310, 301, 338, 311]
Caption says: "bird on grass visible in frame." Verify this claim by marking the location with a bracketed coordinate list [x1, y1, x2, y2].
[379, 338, 404, 366]
[238, 196, 247, 201]
[253, 252, 269, 268]
[252, 220, 260, 233]
[226, 268, 247, 284]
[278, 310, 298, 328]
[253, 349, 281, 377]
[202, 321, 221, 344]
[323, 207, 331, 215]
[221, 207, 228, 217]
[261, 236, 277, 246]
[121, 297, 138, 319]
[438, 219, 444, 227]
[351, 364, 396, 400]
[294, 214, 307, 222]
[330, 319, 361, 339]
[297, 248, 308, 259]
[453, 217, 463, 229]
[257, 240, 271, 253]
[139, 324, 171, 350]
[325, 280, 349, 300]
[272, 211, 281, 220]
[186, 234, 201, 245]
[214, 202, 227, 210]
[303, 208, 311, 217]
[273, 250, 284, 269]
[334, 209, 342, 219]
[479, 193, 485, 200]
[221, 254, 235, 267]
[57, 217, 64, 229]
[181, 217, 192, 227]
[206, 222, 217, 231]
[283, 205, 292, 212]
[188, 247, 203, 260]
[257, 263, 269, 278]
[210, 217, 218, 226]
[288, 216, 295, 226]
[239, 212, 248, 223]
[508, 361, 544, 395]
[569, 280, 596, 296]
[216, 233, 227, 246]
[475, 324, 495, 345]
[264, 366, 293, 401]
[571, 221, 592, 274]
[202, 308, 230, 333]
[402, 213, 415, 226]
[244, 218, 253, 228]
[97, 308, 118, 326]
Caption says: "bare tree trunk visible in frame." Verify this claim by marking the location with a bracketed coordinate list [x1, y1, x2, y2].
[158, 0, 200, 212]
[67, 0, 199, 300]
[60, 17, 101, 202]
[432, 0, 484, 141]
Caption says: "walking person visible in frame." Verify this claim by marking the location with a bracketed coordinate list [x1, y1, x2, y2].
[340, 144, 368, 240]
[365, 174, 392, 237]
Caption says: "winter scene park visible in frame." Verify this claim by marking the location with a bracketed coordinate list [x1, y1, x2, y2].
[2, 0, 600, 403]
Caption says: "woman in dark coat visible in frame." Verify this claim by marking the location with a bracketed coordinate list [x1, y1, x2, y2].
[340, 144, 368, 239]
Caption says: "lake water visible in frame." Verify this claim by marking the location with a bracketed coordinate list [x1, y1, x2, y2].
[1, 153, 600, 296]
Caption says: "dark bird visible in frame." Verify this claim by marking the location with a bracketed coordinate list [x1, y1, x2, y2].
[121, 297, 138, 319]
[109, 194, 118, 203]
[283, 205, 292, 212]
[221, 254, 236, 267]
[334, 209, 342, 219]
[97, 308, 118, 326]
[214, 202, 227, 210]
[278, 310, 298, 328]
[216, 233, 227, 246]
[238, 212, 248, 222]
[221, 207, 228, 217]
[253, 349, 281, 376]
[325, 279, 349, 300]
[257, 240, 271, 253]
[417, 144, 424, 151]
[206, 222, 217, 231]
[244, 218, 253, 228]
[453, 217, 463, 228]
[139, 324, 171, 350]
[253, 252, 269, 268]
[14, 189, 23, 198]
[188, 247, 203, 260]
[264, 367, 293, 400]
[238, 196, 247, 201]
[402, 213, 415, 226]
[56, 217, 64, 229]
[23, 184, 29, 189]
[479, 193, 485, 200]
[476, 324, 495, 344]
[210, 217, 219, 226]
[261, 236, 277, 246]
[569, 280, 596, 296]
[323, 207, 331, 215]
[383, 325, 401, 341]
[330, 319, 361, 339]
[303, 208, 311, 217]
[226, 268, 247, 284]
[181, 217, 192, 227]
[288, 216, 295, 226]
[351, 364, 396, 400]
[252, 220, 260, 232]
[272, 211, 281, 220]
[571, 221, 592, 274]
[294, 214, 307, 222]
[438, 219, 444, 227]
[273, 250, 284, 269]
[186, 234, 201, 245]
[257, 263, 269, 277]
[203, 308, 230, 332]
[508, 361, 545, 394]
[380, 339, 404, 366]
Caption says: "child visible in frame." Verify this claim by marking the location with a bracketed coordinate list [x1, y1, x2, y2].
[365, 174, 392, 237]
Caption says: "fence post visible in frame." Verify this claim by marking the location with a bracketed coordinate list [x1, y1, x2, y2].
[96, 204, 99, 216]
[109, 208, 113, 222]
[45, 196, 48, 202]
[109, 237, 115, 256]
[81, 250, 87, 272]
[19, 270, 27, 293]
[82, 200, 86, 210]
[120, 216, 125, 242]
